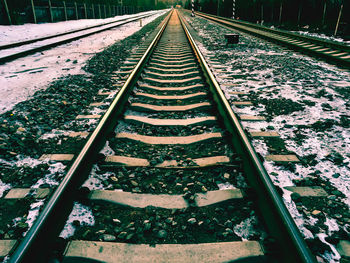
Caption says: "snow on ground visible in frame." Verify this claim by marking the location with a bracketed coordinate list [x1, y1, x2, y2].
[183, 11, 350, 262]
[59, 202, 95, 239]
[292, 30, 350, 45]
[0, 10, 167, 114]
[0, 11, 159, 45]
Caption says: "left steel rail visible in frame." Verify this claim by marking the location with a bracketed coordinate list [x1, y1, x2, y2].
[8, 9, 173, 263]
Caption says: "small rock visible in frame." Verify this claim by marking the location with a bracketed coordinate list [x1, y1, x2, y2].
[311, 210, 322, 216]
[225, 228, 234, 235]
[103, 234, 116, 241]
[157, 230, 167, 239]
[332, 173, 341, 178]
[113, 218, 121, 225]
[332, 190, 342, 196]
[291, 192, 301, 201]
[130, 180, 138, 187]
[126, 222, 135, 228]
[187, 218, 197, 225]
[224, 220, 233, 228]
[126, 233, 135, 240]
[165, 218, 173, 224]
[110, 176, 118, 182]
[117, 232, 127, 239]
[328, 195, 337, 200]
[224, 173, 230, 179]
[17, 127, 26, 132]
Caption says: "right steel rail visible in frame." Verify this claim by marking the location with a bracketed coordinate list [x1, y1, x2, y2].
[194, 11, 350, 69]
[179, 12, 316, 263]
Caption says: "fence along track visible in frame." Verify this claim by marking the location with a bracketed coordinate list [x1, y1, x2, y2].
[8, 9, 315, 263]
[193, 11, 350, 69]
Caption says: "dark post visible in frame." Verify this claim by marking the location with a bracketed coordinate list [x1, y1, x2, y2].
[321, 0, 327, 26]
[279, 2, 282, 24]
[192, 0, 194, 16]
[48, 0, 53, 22]
[2, 0, 12, 25]
[334, 4, 343, 36]
[109, 5, 111, 17]
[84, 3, 87, 19]
[63, 1, 67, 21]
[217, 0, 220, 16]
[74, 2, 78, 19]
[297, 2, 302, 27]
[31, 0, 37, 23]
[98, 4, 101, 18]
[92, 4, 95, 18]
[104, 5, 106, 18]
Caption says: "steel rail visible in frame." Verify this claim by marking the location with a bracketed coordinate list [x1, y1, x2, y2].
[0, 13, 155, 51]
[8, 9, 173, 263]
[193, 11, 350, 69]
[195, 11, 350, 52]
[0, 12, 156, 65]
[178, 12, 316, 263]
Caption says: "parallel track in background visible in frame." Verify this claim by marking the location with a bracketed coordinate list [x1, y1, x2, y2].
[0, 12, 156, 64]
[7, 9, 316, 263]
[194, 11, 350, 69]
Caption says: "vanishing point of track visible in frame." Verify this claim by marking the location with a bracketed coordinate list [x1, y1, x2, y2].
[8, 9, 316, 263]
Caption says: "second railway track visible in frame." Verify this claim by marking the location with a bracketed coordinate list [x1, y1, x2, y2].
[0, 12, 158, 65]
[5, 9, 316, 263]
[194, 11, 350, 69]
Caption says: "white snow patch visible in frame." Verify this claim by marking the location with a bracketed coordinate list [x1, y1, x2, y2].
[82, 164, 114, 190]
[233, 216, 258, 241]
[15, 156, 44, 168]
[0, 179, 11, 198]
[40, 129, 89, 140]
[217, 182, 236, 190]
[32, 162, 66, 188]
[24, 200, 45, 235]
[60, 202, 95, 239]
[317, 233, 341, 263]
[100, 141, 115, 156]
[283, 189, 314, 239]
[324, 217, 340, 234]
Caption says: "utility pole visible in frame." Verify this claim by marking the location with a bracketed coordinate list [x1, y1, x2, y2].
[297, 2, 302, 27]
[232, 0, 235, 19]
[3, 0, 12, 25]
[334, 4, 343, 36]
[30, 0, 37, 23]
[217, 0, 220, 16]
[322, 0, 327, 26]
[279, 2, 283, 24]
[191, 0, 194, 16]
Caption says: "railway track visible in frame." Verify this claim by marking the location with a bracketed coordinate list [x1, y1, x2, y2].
[3, 9, 316, 262]
[193, 11, 350, 69]
[0, 12, 158, 65]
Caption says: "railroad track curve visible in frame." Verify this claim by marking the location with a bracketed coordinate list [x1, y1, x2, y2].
[193, 11, 350, 69]
[4, 9, 316, 263]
